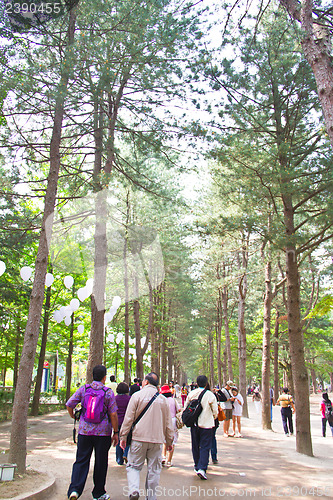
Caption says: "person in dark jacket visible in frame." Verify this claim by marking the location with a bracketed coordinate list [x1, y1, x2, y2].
[115, 382, 131, 464]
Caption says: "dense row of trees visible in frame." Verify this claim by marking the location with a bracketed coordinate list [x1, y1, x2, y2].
[0, 0, 332, 471]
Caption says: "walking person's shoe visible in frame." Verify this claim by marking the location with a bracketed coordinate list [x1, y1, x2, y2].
[69, 492, 79, 500]
[196, 469, 207, 480]
[212, 459, 218, 464]
[129, 492, 140, 500]
[93, 494, 110, 500]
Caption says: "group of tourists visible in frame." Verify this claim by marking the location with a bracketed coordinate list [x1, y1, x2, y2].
[65, 367, 246, 500]
[65, 367, 333, 500]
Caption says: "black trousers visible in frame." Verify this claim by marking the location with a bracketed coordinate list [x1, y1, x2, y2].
[68, 434, 111, 499]
[281, 407, 293, 435]
[190, 426, 213, 472]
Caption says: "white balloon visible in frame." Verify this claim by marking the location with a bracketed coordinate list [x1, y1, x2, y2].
[107, 334, 114, 343]
[77, 287, 88, 302]
[104, 312, 112, 324]
[109, 305, 117, 314]
[86, 278, 93, 291]
[0, 261, 6, 276]
[53, 310, 63, 323]
[64, 305, 73, 318]
[70, 298, 80, 311]
[64, 316, 71, 326]
[112, 296, 121, 309]
[116, 333, 123, 344]
[45, 273, 54, 287]
[77, 324, 84, 334]
[20, 266, 32, 281]
[64, 275, 74, 289]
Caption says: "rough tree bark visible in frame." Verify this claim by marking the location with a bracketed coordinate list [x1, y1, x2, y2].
[123, 192, 130, 384]
[280, 0, 333, 149]
[87, 100, 105, 382]
[273, 310, 280, 404]
[283, 193, 313, 456]
[9, 10, 77, 472]
[261, 246, 272, 430]
[237, 235, 249, 418]
[216, 287, 223, 388]
[13, 319, 22, 389]
[87, 75, 130, 382]
[209, 332, 215, 389]
[65, 315, 75, 401]
[221, 280, 234, 381]
[31, 282, 52, 416]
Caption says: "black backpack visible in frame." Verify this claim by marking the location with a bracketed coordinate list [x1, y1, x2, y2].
[325, 401, 333, 424]
[217, 388, 228, 403]
[182, 389, 207, 427]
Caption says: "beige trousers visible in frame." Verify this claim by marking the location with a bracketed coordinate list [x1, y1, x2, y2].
[126, 440, 162, 500]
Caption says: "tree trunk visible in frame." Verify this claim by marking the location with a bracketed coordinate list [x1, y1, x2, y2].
[284, 195, 313, 455]
[65, 315, 75, 402]
[160, 333, 167, 385]
[151, 289, 160, 375]
[221, 265, 233, 380]
[87, 75, 130, 382]
[261, 256, 272, 430]
[13, 320, 22, 390]
[167, 344, 173, 382]
[53, 352, 58, 393]
[160, 283, 168, 384]
[237, 239, 249, 418]
[9, 10, 77, 473]
[209, 333, 215, 389]
[273, 311, 280, 405]
[281, 0, 333, 149]
[87, 189, 108, 382]
[222, 349, 228, 386]
[310, 365, 317, 394]
[216, 294, 223, 388]
[133, 271, 144, 380]
[123, 192, 130, 384]
[31, 283, 52, 416]
[330, 372, 333, 392]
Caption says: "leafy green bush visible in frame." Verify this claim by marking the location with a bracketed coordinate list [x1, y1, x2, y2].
[57, 387, 76, 405]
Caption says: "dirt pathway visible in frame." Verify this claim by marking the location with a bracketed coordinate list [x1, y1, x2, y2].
[0, 396, 332, 499]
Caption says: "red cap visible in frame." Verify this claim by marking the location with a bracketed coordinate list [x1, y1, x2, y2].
[160, 384, 171, 394]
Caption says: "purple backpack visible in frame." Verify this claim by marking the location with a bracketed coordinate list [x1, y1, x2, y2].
[82, 385, 110, 424]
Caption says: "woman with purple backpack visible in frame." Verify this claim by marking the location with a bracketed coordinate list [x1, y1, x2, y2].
[115, 382, 131, 464]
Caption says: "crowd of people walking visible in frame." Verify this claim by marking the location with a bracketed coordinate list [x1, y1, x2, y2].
[65, 366, 332, 500]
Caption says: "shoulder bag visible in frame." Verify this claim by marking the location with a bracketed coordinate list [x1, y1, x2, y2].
[126, 391, 159, 447]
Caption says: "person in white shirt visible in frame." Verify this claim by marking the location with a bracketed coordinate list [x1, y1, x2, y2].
[184, 375, 218, 480]
[231, 387, 244, 437]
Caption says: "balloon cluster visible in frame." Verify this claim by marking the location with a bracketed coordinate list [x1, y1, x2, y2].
[53, 277, 93, 331]
[104, 296, 122, 328]
[0, 261, 122, 334]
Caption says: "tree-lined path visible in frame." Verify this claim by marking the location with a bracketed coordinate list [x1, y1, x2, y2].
[1, 0, 333, 477]
[0, 397, 332, 499]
